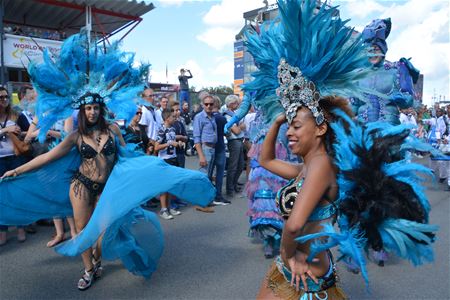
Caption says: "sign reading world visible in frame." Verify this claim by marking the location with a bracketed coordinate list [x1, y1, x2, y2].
[1, 34, 62, 68]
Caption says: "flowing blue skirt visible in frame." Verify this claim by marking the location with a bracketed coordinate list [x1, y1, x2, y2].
[0, 146, 215, 277]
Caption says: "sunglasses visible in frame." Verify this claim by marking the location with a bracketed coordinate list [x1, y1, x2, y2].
[143, 95, 154, 98]
[0, 95, 9, 101]
[204, 103, 214, 107]
[136, 111, 142, 115]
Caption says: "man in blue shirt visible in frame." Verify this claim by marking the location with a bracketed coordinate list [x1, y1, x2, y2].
[193, 93, 217, 178]
[193, 93, 217, 212]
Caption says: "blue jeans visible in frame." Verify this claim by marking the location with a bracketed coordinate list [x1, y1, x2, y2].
[214, 149, 226, 199]
[180, 90, 190, 106]
[200, 145, 215, 180]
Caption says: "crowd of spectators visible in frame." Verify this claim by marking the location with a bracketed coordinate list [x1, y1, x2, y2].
[398, 103, 450, 190]
[2, 81, 449, 246]
[4, 24, 67, 41]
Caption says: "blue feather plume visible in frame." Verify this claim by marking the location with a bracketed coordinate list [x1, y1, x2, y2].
[242, 0, 373, 123]
[28, 31, 148, 142]
[379, 219, 437, 265]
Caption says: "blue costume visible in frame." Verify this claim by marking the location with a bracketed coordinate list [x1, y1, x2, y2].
[351, 18, 419, 125]
[0, 32, 215, 280]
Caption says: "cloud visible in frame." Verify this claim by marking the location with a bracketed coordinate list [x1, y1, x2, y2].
[432, 21, 449, 44]
[197, 27, 237, 50]
[211, 59, 234, 77]
[335, 0, 385, 19]
[197, 0, 277, 50]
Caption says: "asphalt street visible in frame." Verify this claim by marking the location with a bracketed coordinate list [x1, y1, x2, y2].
[0, 156, 449, 300]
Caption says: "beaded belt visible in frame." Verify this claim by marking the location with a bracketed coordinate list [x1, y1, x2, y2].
[72, 172, 105, 196]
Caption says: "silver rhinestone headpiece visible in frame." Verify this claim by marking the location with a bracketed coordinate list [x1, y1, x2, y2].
[276, 58, 325, 125]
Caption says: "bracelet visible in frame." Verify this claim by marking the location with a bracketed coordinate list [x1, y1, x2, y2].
[31, 121, 37, 126]
[13, 169, 18, 176]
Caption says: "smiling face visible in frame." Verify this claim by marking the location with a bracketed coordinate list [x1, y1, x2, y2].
[84, 103, 101, 125]
[286, 107, 327, 157]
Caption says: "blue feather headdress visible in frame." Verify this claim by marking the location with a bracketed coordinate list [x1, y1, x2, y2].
[242, 0, 373, 124]
[28, 31, 148, 142]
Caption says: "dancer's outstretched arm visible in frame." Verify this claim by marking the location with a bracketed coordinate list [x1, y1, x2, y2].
[1, 131, 78, 178]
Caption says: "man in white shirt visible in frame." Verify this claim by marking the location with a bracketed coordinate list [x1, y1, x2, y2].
[139, 88, 158, 150]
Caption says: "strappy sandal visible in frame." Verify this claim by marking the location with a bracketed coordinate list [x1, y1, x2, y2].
[78, 269, 94, 291]
[92, 257, 103, 280]
[92, 250, 103, 280]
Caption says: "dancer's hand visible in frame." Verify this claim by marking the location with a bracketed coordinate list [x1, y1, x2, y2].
[274, 113, 287, 125]
[1, 169, 18, 179]
[287, 251, 319, 292]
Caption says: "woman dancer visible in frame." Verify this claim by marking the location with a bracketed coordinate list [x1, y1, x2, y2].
[0, 32, 215, 290]
[227, 98, 291, 258]
[240, 1, 437, 298]
[258, 99, 350, 299]
[3, 101, 125, 289]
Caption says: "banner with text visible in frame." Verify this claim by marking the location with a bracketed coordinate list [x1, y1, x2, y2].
[1, 34, 62, 68]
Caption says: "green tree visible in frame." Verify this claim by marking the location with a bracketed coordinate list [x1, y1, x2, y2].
[202, 85, 234, 95]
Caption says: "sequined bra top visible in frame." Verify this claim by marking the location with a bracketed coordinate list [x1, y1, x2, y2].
[276, 178, 337, 221]
[80, 134, 116, 160]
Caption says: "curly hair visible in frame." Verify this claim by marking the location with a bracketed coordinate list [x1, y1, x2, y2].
[318, 96, 354, 159]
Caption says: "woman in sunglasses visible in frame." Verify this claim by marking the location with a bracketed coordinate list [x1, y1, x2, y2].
[0, 86, 27, 245]
[124, 107, 148, 152]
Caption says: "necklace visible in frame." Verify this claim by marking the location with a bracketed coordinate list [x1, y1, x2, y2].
[93, 133, 102, 146]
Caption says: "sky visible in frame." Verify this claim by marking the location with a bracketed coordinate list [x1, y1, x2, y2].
[121, 0, 449, 105]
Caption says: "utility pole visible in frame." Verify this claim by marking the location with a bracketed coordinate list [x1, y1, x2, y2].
[0, 0, 5, 86]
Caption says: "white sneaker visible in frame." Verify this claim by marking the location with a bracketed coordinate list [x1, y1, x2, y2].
[159, 210, 174, 220]
[169, 208, 181, 216]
